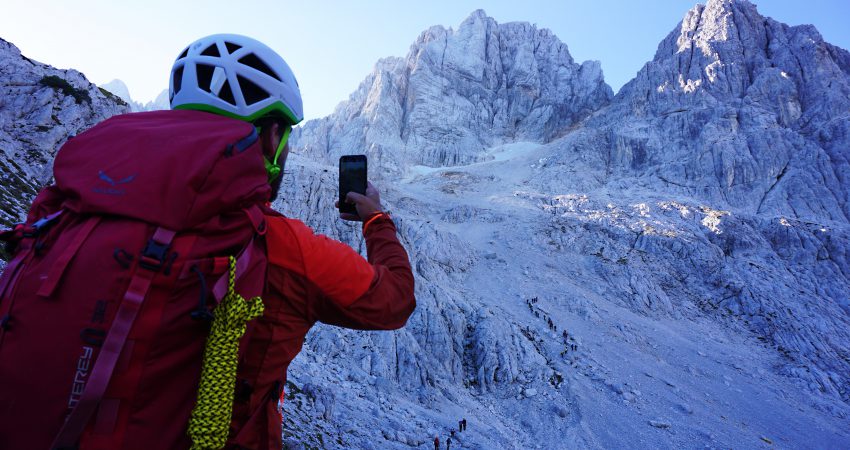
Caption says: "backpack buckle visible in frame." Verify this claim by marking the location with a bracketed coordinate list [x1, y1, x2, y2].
[139, 239, 171, 271]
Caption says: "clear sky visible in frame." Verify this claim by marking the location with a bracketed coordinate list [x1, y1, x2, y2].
[2, 1, 848, 120]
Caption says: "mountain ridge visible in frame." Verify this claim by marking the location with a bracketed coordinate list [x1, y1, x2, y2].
[291, 9, 612, 173]
[99, 79, 169, 112]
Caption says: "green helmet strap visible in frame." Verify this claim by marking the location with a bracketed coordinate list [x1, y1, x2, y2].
[264, 125, 291, 183]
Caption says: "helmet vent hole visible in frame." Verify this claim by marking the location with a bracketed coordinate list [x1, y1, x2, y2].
[196, 64, 215, 93]
[238, 53, 282, 82]
[225, 42, 242, 54]
[201, 44, 220, 57]
[219, 79, 236, 105]
[177, 47, 189, 60]
[237, 75, 269, 105]
[173, 66, 184, 94]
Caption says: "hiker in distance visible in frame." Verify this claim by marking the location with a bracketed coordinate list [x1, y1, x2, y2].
[0, 33, 416, 449]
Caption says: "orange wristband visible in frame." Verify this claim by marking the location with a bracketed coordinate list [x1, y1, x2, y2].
[362, 212, 387, 235]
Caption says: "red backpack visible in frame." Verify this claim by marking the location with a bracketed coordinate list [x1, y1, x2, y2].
[0, 109, 272, 449]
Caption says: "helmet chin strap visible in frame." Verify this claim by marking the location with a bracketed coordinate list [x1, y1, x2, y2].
[263, 125, 291, 183]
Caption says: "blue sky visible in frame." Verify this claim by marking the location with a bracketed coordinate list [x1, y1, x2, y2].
[2, 1, 848, 120]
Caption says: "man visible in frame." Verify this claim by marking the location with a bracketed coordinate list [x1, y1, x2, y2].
[168, 34, 417, 447]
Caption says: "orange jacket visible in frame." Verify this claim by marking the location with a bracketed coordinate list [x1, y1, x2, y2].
[228, 212, 416, 448]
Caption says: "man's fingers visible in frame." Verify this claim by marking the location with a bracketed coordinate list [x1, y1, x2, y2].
[346, 191, 367, 203]
[340, 188, 381, 222]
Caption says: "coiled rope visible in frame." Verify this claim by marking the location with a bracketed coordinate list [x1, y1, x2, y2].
[188, 256, 264, 450]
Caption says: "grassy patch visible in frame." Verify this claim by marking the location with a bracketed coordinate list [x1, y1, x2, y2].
[40, 75, 91, 104]
[98, 87, 128, 106]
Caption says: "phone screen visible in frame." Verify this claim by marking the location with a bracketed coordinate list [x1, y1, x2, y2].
[339, 155, 367, 215]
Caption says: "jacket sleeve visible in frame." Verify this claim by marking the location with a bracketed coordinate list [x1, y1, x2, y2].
[265, 215, 416, 330]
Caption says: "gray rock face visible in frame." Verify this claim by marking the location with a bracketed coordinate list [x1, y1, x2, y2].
[536, 0, 850, 405]
[281, 2, 850, 448]
[0, 37, 128, 229]
[553, 0, 850, 222]
[291, 9, 612, 172]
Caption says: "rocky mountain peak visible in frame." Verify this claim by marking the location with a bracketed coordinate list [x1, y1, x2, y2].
[463, 8, 490, 23]
[601, 0, 850, 223]
[677, 0, 749, 50]
[99, 79, 169, 112]
[292, 10, 612, 172]
[636, 0, 849, 105]
[638, 0, 765, 100]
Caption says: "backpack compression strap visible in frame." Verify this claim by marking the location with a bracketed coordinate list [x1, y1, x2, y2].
[51, 227, 177, 450]
[36, 216, 102, 298]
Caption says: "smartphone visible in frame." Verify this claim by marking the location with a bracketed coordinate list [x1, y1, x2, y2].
[339, 155, 367, 215]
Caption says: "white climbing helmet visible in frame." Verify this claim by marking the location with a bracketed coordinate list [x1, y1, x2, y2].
[169, 33, 303, 124]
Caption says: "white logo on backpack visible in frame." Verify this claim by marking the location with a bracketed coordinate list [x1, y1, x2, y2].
[67, 346, 93, 409]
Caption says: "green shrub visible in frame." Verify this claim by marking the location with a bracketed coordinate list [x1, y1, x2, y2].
[39, 75, 91, 104]
[98, 87, 128, 106]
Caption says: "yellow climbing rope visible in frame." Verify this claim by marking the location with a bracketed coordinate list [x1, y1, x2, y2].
[188, 256, 264, 450]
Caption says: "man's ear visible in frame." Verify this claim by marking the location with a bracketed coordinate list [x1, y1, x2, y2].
[259, 122, 280, 157]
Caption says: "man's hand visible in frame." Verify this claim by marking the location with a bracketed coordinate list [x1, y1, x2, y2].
[336, 181, 383, 221]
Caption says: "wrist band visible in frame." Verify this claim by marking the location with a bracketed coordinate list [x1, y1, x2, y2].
[362, 212, 388, 235]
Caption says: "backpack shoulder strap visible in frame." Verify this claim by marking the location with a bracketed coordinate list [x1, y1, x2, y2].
[212, 205, 267, 302]
[51, 227, 176, 450]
